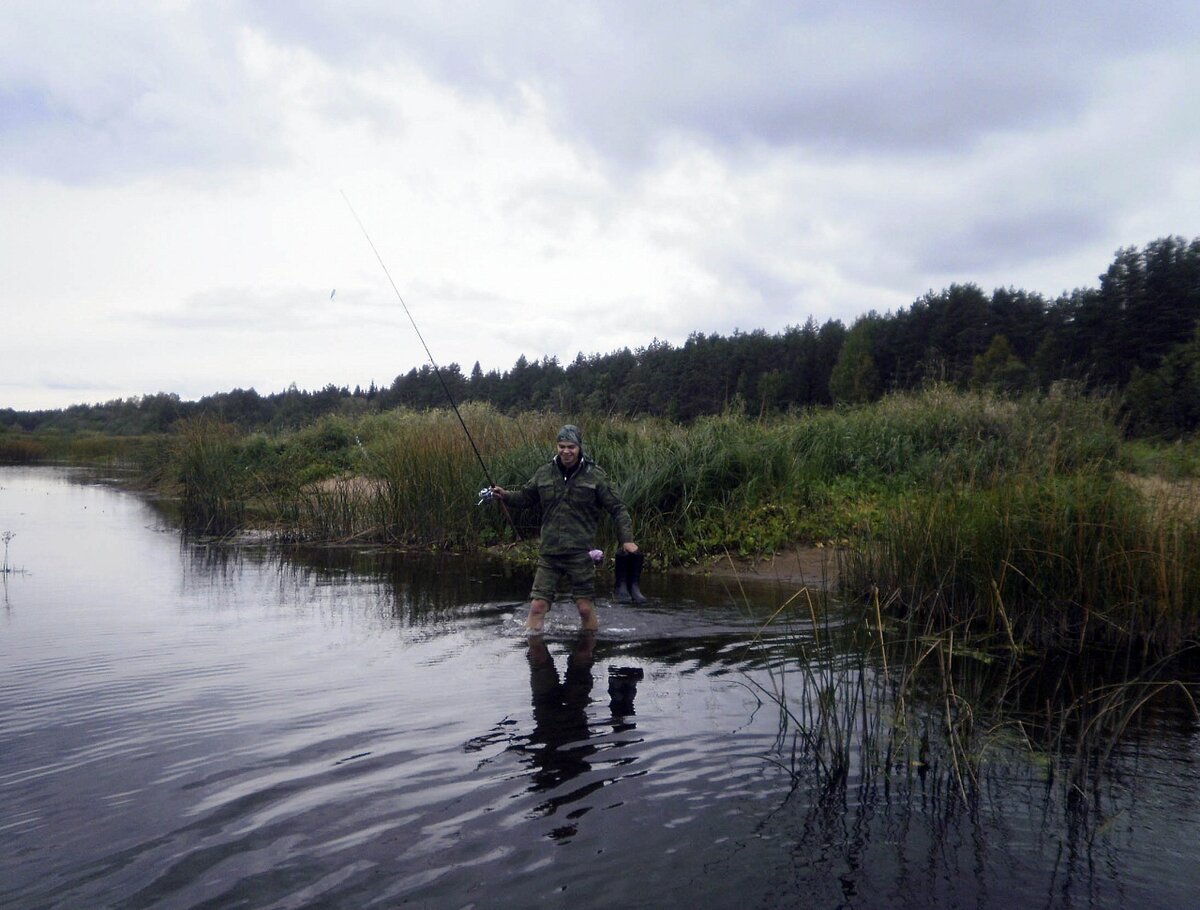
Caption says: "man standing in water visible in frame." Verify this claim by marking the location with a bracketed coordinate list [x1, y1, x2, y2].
[490, 425, 639, 632]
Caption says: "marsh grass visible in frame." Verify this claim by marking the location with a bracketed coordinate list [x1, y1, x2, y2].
[750, 585, 1200, 824]
[827, 385, 1200, 654]
[0, 431, 163, 466]
[747, 589, 991, 805]
[842, 466, 1200, 653]
[359, 407, 515, 547]
[176, 417, 247, 535]
[1121, 436, 1200, 480]
[274, 406, 558, 547]
[748, 587, 874, 788]
[0, 436, 49, 463]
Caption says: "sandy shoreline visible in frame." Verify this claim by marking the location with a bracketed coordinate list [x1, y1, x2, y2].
[669, 545, 842, 589]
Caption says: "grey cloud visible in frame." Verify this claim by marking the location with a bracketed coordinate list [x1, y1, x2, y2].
[239, 1, 1200, 163]
[8, 1, 1197, 181]
[919, 208, 1110, 277]
[37, 375, 118, 393]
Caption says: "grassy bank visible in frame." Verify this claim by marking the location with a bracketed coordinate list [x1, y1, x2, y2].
[0, 430, 165, 467]
[836, 390, 1200, 654]
[163, 387, 1115, 542]
[99, 384, 1200, 653]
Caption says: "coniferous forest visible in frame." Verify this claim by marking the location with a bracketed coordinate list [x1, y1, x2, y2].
[4, 235, 1200, 438]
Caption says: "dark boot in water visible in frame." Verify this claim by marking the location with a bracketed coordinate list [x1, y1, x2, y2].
[625, 551, 647, 603]
[613, 551, 632, 602]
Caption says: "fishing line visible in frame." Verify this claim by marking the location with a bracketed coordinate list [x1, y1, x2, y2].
[341, 190, 521, 538]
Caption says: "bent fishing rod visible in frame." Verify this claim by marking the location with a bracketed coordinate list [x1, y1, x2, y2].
[341, 191, 520, 537]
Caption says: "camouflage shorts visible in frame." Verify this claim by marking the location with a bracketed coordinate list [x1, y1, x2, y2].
[530, 551, 596, 602]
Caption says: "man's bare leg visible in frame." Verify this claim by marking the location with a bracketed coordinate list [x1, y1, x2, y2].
[575, 597, 599, 631]
[526, 598, 551, 632]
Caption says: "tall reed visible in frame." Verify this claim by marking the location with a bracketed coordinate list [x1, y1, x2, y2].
[290, 405, 553, 547]
[750, 585, 1199, 819]
[842, 458, 1200, 653]
[0, 436, 49, 463]
[176, 417, 247, 534]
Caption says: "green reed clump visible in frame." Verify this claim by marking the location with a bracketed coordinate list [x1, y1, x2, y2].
[752, 586, 1199, 823]
[287, 386, 1121, 561]
[168, 404, 557, 546]
[286, 414, 358, 479]
[1121, 436, 1200, 480]
[66, 434, 154, 466]
[176, 417, 248, 534]
[582, 413, 821, 560]
[0, 435, 49, 463]
[842, 470, 1200, 654]
[748, 587, 1009, 806]
[818, 384, 1200, 654]
[290, 404, 550, 547]
[792, 382, 1119, 486]
[587, 385, 1123, 563]
[256, 405, 823, 556]
[0, 430, 167, 468]
[361, 409, 496, 546]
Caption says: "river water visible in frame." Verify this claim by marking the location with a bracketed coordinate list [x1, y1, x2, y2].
[2, 465, 1199, 909]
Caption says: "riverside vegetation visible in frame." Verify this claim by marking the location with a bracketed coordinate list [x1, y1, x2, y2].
[7, 385, 1200, 656]
[91, 383, 1194, 657]
[159, 384, 1200, 813]
[7, 383, 1200, 811]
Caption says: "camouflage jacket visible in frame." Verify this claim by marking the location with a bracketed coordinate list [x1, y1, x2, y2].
[505, 456, 634, 555]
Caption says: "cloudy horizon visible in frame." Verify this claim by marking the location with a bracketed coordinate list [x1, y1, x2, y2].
[4, 1, 1199, 411]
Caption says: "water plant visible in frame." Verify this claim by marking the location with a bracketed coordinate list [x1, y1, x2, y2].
[175, 416, 248, 534]
[747, 583, 1200, 832]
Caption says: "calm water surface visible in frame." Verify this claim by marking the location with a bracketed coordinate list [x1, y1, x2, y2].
[2, 466, 1199, 909]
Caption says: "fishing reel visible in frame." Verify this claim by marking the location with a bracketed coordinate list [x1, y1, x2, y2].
[476, 487, 496, 506]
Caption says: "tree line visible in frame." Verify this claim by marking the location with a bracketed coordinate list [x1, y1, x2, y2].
[4, 235, 1200, 438]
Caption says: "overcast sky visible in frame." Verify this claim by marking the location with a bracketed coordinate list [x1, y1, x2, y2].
[3, 1, 1199, 411]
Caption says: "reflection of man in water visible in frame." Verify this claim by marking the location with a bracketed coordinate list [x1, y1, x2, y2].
[606, 665, 643, 731]
[522, 635, 645, 799]
[525, 633, 597, 793]
[490, 424, 638, 632]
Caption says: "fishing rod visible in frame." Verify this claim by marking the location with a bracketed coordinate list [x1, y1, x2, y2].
[341, 191, 520, 538]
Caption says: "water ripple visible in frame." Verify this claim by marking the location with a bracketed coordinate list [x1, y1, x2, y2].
[5, 467, 1200, 909]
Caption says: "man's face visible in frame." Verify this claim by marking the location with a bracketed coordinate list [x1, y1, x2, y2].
[557, 441, 581, 469]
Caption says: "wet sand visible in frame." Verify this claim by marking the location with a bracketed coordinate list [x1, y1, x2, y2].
[670, 545, 842, 589]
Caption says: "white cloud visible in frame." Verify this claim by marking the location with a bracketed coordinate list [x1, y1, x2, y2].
[0, 2, 284, 183]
